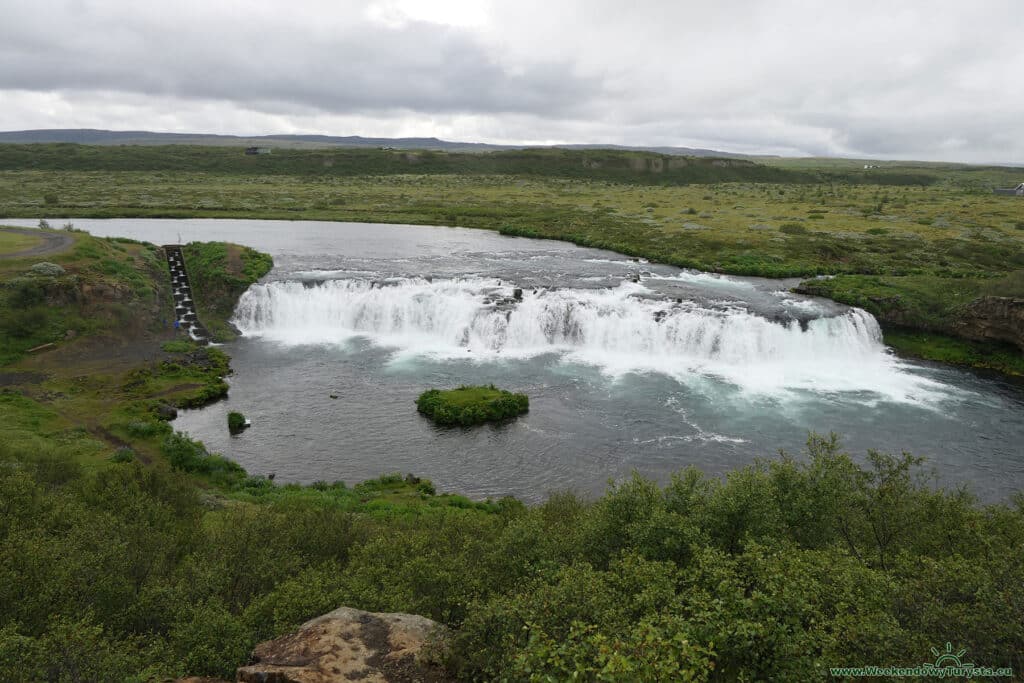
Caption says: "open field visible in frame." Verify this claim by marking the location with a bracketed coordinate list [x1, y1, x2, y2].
[1, 144, 1022, 372]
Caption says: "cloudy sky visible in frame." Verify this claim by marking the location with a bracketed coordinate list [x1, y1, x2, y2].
[1, 0, 1021, 163]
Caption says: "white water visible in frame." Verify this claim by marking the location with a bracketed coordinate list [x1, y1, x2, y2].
[233, 277, 954, 403]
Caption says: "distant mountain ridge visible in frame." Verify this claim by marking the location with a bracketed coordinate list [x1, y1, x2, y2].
[0, 128, 750, 158]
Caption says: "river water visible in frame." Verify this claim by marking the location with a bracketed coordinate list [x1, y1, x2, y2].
[6, 217, 1023, 502]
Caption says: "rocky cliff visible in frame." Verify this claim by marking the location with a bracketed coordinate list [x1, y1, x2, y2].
[953, 297, 1024, 351]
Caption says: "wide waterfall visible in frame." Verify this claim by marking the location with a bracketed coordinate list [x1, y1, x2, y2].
[232, 277, 938, 399]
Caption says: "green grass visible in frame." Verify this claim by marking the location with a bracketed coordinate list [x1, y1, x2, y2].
[161, 340, 197, 353]
[417, 385, 529, 426]
[883, 329, 1024, 375]
[796, 272, 1024, 370]
[0, 230, 42, 255]
[181, 242, 273, 342]
[0, 231, 165, 365]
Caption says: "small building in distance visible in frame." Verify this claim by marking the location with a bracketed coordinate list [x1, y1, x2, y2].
[245, 146, 272, 155]
[993, 182, 1024, 196]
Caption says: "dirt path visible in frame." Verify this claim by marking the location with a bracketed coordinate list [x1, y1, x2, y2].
[0, 227, 75, 260]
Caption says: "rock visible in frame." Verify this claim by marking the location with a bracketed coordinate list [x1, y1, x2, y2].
[237, 606, 452, 683]
[329, 394, 339, 399]
[512, 288, 523, 301]
[154, 403, 178, 421]
[30, 262, 66, 277]
[953, 297, 1024, 351]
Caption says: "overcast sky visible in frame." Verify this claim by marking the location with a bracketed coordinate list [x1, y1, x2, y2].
[1, 0, 1021, 163]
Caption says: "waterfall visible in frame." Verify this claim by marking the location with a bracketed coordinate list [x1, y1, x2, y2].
[232, 277, 948, 399]
[235, 278, 881, 357]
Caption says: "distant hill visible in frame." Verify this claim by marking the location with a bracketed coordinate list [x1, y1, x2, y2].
[0, 128, 750, 158]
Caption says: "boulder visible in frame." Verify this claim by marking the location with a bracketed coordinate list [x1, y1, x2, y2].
[237, 606, 452, 683]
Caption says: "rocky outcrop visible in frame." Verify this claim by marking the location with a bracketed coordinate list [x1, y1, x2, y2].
[953, 297, 1024, 351]
[236, 607, 452, 683]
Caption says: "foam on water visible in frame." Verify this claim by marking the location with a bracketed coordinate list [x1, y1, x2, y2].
[233, 277, 956, 404]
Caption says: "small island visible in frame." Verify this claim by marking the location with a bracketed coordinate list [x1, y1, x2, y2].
[227, 411, 249, 434]
[416, 385, 529, 426]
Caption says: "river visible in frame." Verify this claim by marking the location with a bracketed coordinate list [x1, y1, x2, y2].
[5, 217, 1023, 502]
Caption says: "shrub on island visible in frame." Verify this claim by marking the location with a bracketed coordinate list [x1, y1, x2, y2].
[227, 411, 248, 434]
[416, 385, 529, 426]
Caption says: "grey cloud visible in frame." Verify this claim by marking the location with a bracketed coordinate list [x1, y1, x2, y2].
[0, 1, 1021, 163]
[0, 3, 602, 117]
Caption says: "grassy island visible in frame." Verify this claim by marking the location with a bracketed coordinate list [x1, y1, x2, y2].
[417, 385, 529, 426]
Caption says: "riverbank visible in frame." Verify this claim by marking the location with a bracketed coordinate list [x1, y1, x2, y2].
[2, 144, 1020, 375]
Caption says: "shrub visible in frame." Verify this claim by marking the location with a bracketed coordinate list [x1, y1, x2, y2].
[416, 385, 529, 427]
[779, 223, 808, 235]
[125, 420, 171, 438]
[29, 262, 65, 277]
[1, 307, 48, 338]
[110, 448, 135, 463]
[161, 431, 208, 471]
[228, 411, 247, 434]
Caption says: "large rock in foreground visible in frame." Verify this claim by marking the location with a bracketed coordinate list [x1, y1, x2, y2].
[237, 607, 452, 683]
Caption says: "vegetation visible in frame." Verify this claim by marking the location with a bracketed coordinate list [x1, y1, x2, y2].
[180, 241, 273, 341]
[0, 230, 42, 255]
[1, 428, 1021, 680]
[0, 228, 168, 365]
[797, 271, 1024, 374]
[417, 385, 529, 426]
[228, 410, 247, 433]
[1, 216, 1022, 678]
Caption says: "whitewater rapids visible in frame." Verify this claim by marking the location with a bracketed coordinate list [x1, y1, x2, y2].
[233, 277, 951, 402]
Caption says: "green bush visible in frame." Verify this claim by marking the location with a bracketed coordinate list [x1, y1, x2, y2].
[228, 411, 247, 433]
[1, 430, 1023, 680]
[416, 385, 529, 426]
[779, 222, 808, 235]
[110, 448, 135, 463]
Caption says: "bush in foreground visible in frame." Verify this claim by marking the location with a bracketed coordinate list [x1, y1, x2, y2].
[1, 433, 1023, 680]
[416, 385, 529, 426]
